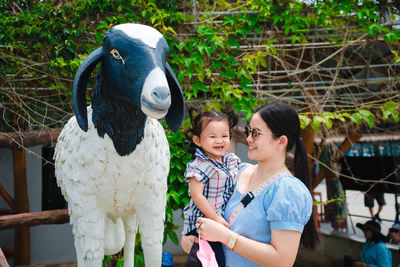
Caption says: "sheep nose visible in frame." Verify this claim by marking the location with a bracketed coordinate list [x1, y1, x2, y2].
[152, 87, 170, 101]
[151, 87, 171, 108]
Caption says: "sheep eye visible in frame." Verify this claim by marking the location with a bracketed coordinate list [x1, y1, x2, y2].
[110, 48, 125, 64]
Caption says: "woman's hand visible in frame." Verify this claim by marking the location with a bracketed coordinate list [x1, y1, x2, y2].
[196, 217, 231, 244]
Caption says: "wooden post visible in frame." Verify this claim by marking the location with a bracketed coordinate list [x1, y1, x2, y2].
[13, 115, 30, 266]
[0, 128, 62, 148]
[0, 209, 69, 230]
[0, 182, 14, 209]
[312, 126, 362, 225]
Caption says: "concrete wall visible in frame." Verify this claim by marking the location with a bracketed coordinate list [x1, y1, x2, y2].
[295, 231, 400, 267]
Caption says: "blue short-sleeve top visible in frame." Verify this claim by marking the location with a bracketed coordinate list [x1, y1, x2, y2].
[361, 241, 392, 267]
[223, 166, 313, 267]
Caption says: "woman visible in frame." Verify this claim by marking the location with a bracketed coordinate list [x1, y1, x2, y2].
[344, 220, 392, 267]
[181, 102, 320, 266]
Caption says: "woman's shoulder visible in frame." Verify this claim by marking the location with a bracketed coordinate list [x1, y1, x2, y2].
[267, 173, 313, 229]
[277, 174, 308, 189]
[373, 241, 390, 249]
[273, 174, 312, 201]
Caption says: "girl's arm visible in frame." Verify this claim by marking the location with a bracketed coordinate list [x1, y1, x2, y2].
[190, 177, 229, 227]
[181, 235, 197, 254]
[197, 217, 301, 267]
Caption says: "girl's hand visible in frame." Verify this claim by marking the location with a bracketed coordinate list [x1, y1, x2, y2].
[196, 217, 230, 243]
[215, 215, 230, 227]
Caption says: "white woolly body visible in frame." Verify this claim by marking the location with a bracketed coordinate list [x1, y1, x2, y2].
[54, 107, 169, 267]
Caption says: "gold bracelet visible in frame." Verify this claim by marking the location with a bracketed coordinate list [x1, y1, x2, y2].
[227, 232, 239, 250]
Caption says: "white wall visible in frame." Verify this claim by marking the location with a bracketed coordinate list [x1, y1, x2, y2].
[0, 146, 76, 266]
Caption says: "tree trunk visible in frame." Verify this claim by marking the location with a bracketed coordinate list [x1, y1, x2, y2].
[312, 126, 362, 190]
[313, 126, 362, 225]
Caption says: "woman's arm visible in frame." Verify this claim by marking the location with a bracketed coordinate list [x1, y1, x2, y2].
[190, 177, 229, 226]
[197, 217, 301, 267]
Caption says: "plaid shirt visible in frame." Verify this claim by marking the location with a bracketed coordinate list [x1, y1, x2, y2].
[182, 148, 241, 234]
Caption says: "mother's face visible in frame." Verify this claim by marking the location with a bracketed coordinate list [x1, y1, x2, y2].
[247, 113, 283, 161]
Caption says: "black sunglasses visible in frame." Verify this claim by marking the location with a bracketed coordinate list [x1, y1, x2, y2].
[244, 126, 274, 140]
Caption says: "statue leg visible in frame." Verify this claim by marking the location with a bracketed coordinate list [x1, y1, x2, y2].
[136, 202, 165, 267]
[70, 202, 105, 267]
[123, 214, 138, 267]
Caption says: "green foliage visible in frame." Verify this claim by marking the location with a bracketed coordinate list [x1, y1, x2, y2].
[314, 194, 346, 206]
[297, 99, 400, 132]
[299, 106, 383, 132]
[163, 123, 192, 248]
[381, 101, 400, 122]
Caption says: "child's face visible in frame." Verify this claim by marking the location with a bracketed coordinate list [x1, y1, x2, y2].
[193, 120, 230, 161]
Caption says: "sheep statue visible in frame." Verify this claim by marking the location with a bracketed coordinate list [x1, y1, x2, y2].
[54, 23, 184, 267]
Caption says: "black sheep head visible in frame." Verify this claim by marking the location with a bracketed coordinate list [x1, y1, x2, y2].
[72, 23, 184, 133]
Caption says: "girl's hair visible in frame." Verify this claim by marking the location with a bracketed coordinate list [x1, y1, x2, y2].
[185, 104, 238, 142]
[255, 102, 320, 250]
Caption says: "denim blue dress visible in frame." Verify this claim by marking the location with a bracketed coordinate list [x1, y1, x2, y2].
[222, 166, 313, 267]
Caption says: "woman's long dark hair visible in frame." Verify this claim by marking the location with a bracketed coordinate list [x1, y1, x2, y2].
[255, 102, 320, 250]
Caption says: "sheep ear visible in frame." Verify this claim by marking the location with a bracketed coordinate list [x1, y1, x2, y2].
[165, 63, 185, 132]
[73, 47, 104, 132]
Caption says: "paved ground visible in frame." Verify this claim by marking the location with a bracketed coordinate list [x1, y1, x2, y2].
[315, 180, 398, 238]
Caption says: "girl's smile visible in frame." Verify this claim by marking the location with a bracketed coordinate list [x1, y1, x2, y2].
[193, 120, 231, 161]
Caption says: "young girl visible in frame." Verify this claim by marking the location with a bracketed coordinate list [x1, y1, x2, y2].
[182, 104, 242, 266]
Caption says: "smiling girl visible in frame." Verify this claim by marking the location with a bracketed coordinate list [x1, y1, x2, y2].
[182, 104, 242, 266]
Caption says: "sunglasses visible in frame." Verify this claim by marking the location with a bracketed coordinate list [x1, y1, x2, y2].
[244, 126, 275, 140]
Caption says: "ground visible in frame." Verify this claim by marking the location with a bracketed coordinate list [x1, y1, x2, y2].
[315, 181, 397, 237]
